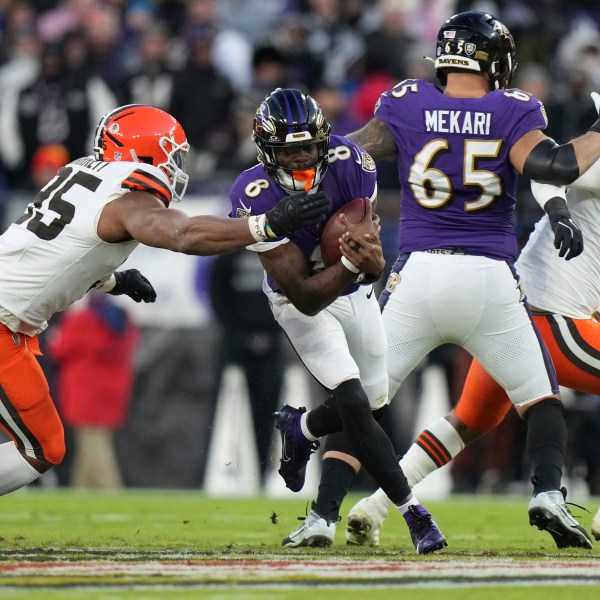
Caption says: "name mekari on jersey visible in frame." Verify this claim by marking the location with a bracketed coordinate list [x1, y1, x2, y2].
[425, 110, 492, 135]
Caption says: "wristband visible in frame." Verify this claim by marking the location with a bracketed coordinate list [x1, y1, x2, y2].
[341, 256, 361, 274]
[248, 214, 279, 242]
[530, 180, 566, 210]
[264, 221, 277, 239]
[96, 273, 116, 292]
[248, 214, 269, 242]
[544, 197, 571, 222]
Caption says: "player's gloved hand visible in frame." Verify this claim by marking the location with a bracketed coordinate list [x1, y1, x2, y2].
[544, 197, 584, 260]
[108, 269, 157, 302]
[265, 190, 330, 237]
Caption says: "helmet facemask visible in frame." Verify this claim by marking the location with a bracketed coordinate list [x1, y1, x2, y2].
[253, 88, 331, 193]
[155, 133, 190, 202]
[257, 136, 329, 193]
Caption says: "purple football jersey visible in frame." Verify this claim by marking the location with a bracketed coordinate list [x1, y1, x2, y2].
[230, 134, 377, 294]
[375, 80, 548, 262]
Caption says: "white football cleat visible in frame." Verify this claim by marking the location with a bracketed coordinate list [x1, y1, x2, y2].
[528, 488, 593, 549]
[282, 510, 336, 548]
[346, 496, 389, 547]
[591, 507, 600, 541]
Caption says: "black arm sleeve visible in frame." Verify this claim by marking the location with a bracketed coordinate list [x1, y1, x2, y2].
[522, 138, 580, 186]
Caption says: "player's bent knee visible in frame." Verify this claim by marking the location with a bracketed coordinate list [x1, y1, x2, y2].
[372, 404, 390, 422]
[44, 435, 66, 465]
[35, 428, 66, 466]
[333, 379, 371, 414]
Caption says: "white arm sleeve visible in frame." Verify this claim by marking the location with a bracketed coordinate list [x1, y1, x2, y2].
[530, 180, 566, 209]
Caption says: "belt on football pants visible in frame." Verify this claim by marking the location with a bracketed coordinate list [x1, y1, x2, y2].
[422, 247, 467, 255]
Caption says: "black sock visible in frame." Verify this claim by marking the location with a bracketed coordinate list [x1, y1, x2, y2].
[333, 379, 410, 504]
[313, 450, 357, 522]
[525, 399, 566, 493]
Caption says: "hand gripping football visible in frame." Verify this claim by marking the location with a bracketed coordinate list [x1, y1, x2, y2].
[320, 197, 370, 267]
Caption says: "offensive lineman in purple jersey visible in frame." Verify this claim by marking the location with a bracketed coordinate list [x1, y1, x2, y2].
[288, 11, 600, 550]
[229, 88, 447, 554]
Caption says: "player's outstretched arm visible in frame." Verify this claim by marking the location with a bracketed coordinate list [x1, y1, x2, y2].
[98, 190, 329, 256]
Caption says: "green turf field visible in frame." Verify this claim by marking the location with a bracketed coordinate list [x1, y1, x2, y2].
[0, 488, 598, 598]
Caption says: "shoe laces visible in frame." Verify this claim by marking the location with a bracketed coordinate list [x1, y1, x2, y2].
[560, 486, 591, 518]
[531, 477, 591, 517]
[296, 438, 320, 461]
[406, 505, 435, 535]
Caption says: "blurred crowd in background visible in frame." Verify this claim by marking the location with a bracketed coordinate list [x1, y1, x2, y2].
[1, 0, 600, 496]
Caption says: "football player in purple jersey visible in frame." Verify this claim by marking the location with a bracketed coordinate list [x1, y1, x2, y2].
[292, 11, 600, 549]
[229, 87, 447, 554]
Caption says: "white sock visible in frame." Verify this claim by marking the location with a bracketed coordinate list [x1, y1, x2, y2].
[397, 495, 420, 515]
[367, 486, 395, 515]
[400, 417, 465, 487]
[300, 412, 318, 441]
[0, 442, 42, 495]
[364, 417, 465, 516]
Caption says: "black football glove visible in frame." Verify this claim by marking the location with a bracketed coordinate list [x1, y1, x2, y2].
[265, 190, 330, 237]
[544, 197, 584, 260]
[107, 269, 157, 303]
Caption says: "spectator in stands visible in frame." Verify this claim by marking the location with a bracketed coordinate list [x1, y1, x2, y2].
[182, 0, 252, 91]
[29, 143, 69, 190]
[48, 292, 140, 489]
[169, 25, 236, 182]
[0, 39, 115, 189]
[301, 0, 366, 89]
[118, 20, 176, 109]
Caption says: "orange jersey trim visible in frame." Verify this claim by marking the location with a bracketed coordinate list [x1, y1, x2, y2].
[122, 169, 171, 206]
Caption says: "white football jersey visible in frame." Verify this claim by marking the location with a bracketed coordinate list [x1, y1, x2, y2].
[0, 157, 171, 334]
[517, 187, 600, 319]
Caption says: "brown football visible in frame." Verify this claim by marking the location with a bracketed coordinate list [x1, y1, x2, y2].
[320, 197, 369, 267]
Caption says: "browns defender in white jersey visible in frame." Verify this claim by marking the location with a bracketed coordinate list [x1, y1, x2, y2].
[0, 104, 329, 498]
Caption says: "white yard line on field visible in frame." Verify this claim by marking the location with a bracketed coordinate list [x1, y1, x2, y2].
[1, 558, 600, 583]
